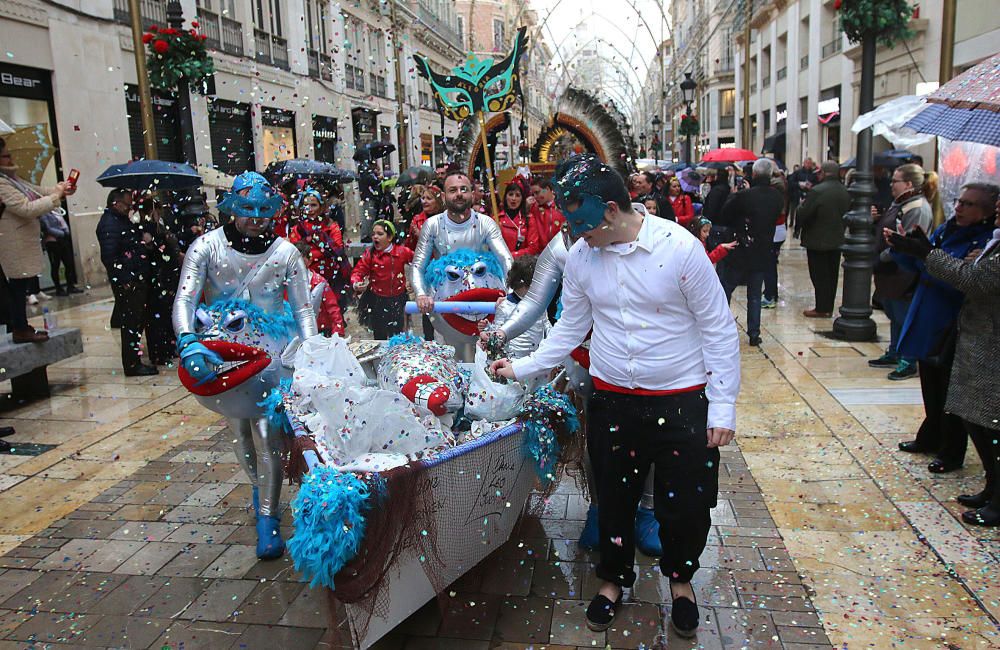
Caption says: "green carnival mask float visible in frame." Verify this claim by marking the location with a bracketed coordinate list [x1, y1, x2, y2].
[413, 25, 528, 217]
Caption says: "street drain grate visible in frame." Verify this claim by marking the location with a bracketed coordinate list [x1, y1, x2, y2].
[0, 441, 57, 456]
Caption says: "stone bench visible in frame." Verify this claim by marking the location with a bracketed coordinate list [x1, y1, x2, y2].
[0, 328, 84, 404]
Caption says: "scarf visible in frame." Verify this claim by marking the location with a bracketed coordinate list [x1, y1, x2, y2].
[1, 165, 64, 225]
[976, 227, 1000, 263]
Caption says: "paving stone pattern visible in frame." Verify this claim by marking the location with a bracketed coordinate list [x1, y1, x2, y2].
[0, 426, 830, 649]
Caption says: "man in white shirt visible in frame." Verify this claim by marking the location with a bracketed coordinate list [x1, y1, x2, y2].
[492, 157, 740, 637]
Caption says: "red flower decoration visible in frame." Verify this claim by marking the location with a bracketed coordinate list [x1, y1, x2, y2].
[163, 27, 177, 35]
[149, 25, 158, 32]
[153, 40, 170, 54]
[190, 20, 199, 27]
[834, 0, 842, 8]
[142, 33, 154, 44]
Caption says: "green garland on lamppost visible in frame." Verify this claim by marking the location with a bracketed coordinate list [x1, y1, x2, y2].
[143, 23, 215, 93]
[836, 0, 915, 48]
[678, 114, 700, 138]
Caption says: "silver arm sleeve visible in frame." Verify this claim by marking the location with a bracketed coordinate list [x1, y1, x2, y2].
[482, 216, 514, 276]
[172, 235, 210, 336]
[409, 218, 436, 297]
[499, 235, 564, 340]
[285, 250, 318, 339]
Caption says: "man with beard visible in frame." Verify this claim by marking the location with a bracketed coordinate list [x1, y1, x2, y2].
[410, 171, 513, 315]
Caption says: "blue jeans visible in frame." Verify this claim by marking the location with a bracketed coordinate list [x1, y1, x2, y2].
[881, 297, 913, 362]
[722, 267, 765, 339]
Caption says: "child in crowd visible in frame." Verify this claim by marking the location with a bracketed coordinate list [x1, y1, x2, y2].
[294, 241, 344, 336]
[490, 255, 550, 359]
[640, 194, 659, 217]
[690, 217, 738, 265]
[351, 220, 413, 340]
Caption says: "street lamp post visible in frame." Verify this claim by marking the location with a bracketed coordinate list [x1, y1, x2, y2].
[638, 132, 647, 159]
[680, 72, 697, 164]
[832, 37, 878, 341]
[651, 115, 662, 166]
[518, 118, 529, 163]
[166, 0, 197, 164]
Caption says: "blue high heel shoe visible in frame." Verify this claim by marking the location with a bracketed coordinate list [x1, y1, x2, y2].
[578, 504, 600, 550]
[635, 507, 662, 557]
[255, 514, 285, 560]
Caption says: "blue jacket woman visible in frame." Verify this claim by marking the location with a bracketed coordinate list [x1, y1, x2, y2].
[894, 218, 993, 360]
[892, 214, 993, 473]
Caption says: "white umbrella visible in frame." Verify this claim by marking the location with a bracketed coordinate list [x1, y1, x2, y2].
[0, 118, 13, 135]
[196, 164, 236, 189]
[851, 95, 934, 148]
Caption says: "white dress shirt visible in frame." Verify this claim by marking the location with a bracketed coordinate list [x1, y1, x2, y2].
[511, 216, 741, 430]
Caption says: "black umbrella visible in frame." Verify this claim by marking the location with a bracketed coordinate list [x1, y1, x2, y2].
[841, 149, 917, 169]
[699, 161, 731, 170]
[262, 159, 357, 188]
[96, 160, 202, 191]
[396, 165, 435, 187]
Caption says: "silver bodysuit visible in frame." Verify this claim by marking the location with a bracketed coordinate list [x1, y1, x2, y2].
[498, 231, 570, 340]
[172, 227, 317, 517]
[409, 210, 513, 297]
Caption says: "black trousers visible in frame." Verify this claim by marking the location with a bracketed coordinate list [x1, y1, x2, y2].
[368, 293, 406, 340]
[588, 389, 718, 587]
[44, 238, 78, 291]
[966, 420, 1000, 508]
[110, 281, 149, 370]
[146, 280, 176, 363]
[806, 249, 841, 313]
[5, 278, 32, 330]
[913, 347, 966, 465]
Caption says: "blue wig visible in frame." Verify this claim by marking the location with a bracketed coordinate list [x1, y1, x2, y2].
[424, 248, 505, 290]
[201, 298, 299, 340]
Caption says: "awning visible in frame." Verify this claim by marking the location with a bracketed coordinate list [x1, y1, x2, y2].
[762, 130, 786, 155]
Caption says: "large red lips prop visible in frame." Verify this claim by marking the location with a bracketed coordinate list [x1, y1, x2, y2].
[178, 340, 272, 397]
[441, 287, 506, 336]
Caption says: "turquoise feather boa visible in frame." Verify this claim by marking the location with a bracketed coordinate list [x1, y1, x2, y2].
[288, 466, 381, 590]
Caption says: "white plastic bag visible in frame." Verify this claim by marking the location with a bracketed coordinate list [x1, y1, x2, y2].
[293, 334, 366, 387]
[465, 347, 526, 421]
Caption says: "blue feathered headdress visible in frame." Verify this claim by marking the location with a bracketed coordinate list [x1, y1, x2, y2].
[424, 248, 505, 290]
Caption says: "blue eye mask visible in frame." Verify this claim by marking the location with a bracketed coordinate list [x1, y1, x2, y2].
[559, 193, 608, 236]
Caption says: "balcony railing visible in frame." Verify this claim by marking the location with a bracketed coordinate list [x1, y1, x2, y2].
[345, 64, 365, 91]
[198, 8, 221, 49]
[762, 75, 770, 88]
[750, 82, 757, 94]
[319, 53, 333, 81]
[112, 0, 166, 29]
[308, 49, 320, 78]
[720, 115, 735, 129]
[253, 29, 289, 70]
[370, 73, 388, 98]
[417, 1, 460, 44]
[221, 17, 243, 56]
[800, 54, 809, 70]
[777, 66, 787, 80]
[718, 59, 735, 73]
[822, 38, 842, 58]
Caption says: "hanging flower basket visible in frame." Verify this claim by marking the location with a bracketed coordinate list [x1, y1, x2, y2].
[679, 114, 700, 138]
[143, 23, 215, 92]
[836, 0, 915, 49]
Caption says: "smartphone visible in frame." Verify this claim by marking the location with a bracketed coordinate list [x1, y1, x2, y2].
[67, 169, 80, 188]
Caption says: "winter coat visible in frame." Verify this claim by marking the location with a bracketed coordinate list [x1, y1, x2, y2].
[894, 218, 994, 362]
[924, 243, 1000, 429]
[874, 194, 933, 300]
[0, 169, 60, 279]
[498, 210, 543, 257]
[797, 178, 851, 251]
[668, 193, 695, 226]
[702, 181, 730, 221]
[96, 207, 153, 286]
[718, 178, 783, 272]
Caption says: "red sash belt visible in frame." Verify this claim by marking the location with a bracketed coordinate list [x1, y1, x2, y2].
[592, 377, 706, 396]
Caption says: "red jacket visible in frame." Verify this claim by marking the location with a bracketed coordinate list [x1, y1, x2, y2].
[498, 211, 542, 257]
[669, 194, 695, 226]
[288, 219, 346, 283]
[534, 202, 565, 244]
[405, 211, 430, 250]
[707, 243, 732, 264]
[350, 243, 413, 297]
[309, 271, 344, 335]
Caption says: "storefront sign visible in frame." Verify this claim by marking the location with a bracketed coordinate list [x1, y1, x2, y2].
[0, 63, 50, 101]
[313, 115, 338, 163]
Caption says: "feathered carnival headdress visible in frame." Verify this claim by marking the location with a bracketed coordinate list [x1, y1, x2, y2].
[218, 171, 284, 219]
[424, 249, 505, 289]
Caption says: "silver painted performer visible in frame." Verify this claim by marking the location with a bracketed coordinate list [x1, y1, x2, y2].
[173, 171, 317, 560]
[410, 171, 513, 348]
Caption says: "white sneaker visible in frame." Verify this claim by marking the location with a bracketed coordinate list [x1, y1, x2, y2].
[37, 291, 52, 300]
[27, 294, 39, 306]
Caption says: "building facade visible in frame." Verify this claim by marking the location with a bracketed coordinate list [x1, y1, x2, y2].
[735, 0, 1000, 168]
[0, 0, 503, 285]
